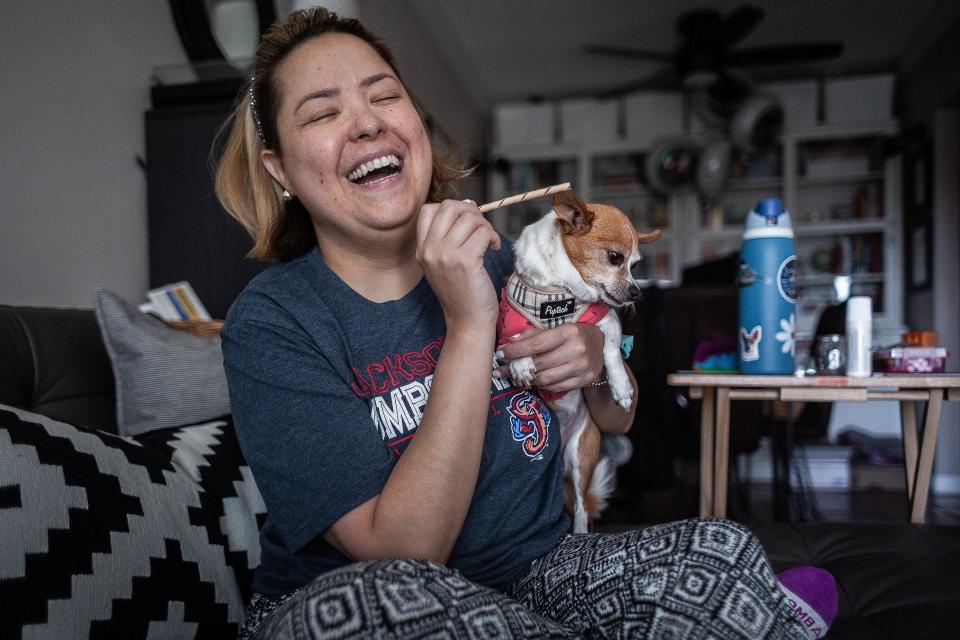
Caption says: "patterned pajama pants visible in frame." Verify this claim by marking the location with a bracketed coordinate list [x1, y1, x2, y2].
[240, 518, 809, 639]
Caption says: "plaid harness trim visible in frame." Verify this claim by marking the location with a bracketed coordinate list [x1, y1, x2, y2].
[505, 272, 592, 330]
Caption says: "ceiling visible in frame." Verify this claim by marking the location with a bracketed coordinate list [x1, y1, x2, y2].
[408, 0, 947, 110]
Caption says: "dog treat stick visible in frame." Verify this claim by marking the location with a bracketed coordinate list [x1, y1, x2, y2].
[478, 182, 571, 213]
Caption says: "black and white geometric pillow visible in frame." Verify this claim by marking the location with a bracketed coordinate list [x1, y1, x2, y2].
[0, 404, 266, 639]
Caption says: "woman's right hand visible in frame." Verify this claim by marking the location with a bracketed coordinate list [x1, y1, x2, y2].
[416, 199, 501, 333]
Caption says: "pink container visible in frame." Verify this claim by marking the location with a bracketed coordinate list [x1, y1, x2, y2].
[873, 347, 948, 374]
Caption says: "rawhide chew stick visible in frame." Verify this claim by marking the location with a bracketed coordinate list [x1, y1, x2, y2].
[478, 182, 571, 213]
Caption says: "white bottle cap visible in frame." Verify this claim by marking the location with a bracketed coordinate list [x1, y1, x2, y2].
[846, 296, 872, 326]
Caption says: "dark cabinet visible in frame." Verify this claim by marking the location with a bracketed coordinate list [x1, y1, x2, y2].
[145, 82, 266, 319]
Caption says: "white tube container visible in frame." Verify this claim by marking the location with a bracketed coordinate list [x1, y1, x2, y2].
[846, 297, 873, 377]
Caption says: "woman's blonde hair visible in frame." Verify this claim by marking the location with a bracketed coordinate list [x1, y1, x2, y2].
[214, 7, 470, 262]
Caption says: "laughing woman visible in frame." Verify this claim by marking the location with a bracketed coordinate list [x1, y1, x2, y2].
[216, 7, 813, 640]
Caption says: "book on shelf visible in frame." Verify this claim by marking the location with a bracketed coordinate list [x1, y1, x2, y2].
[827, 234, 883, 275]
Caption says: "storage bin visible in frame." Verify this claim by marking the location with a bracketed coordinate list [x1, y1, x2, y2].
[825, 74, 895, 124]
[874, 347, 948, 374]
[559, 98, 618, 143]
[624, 92, 684, 145]
[805, 156, 871, 179]
[743, 438, 853, 490]
[493, 102, 555, 146]
[759, 80, 819, 128]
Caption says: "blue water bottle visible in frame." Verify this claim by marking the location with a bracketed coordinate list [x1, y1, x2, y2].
[737, 198, 797, 374]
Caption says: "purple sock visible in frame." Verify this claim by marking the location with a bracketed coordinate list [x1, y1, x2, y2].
[777, 566, 838, 639]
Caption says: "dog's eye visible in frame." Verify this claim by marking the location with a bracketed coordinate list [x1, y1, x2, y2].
[607, 250, 624, 266]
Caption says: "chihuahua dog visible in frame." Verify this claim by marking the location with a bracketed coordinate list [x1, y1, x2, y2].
[497, 191, 661, 532]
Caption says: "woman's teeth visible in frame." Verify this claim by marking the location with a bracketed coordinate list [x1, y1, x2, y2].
[347, 154, 402, 183]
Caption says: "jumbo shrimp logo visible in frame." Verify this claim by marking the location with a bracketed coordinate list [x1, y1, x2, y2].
[507, 392, 551, 458]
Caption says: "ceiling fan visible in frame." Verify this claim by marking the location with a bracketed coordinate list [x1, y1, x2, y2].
[584, 4, 844, 97]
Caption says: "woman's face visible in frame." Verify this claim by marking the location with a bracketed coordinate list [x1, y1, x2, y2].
[262, 33, 433, 246]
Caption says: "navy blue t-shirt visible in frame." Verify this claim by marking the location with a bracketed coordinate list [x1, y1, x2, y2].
[221, 239, 568, 596]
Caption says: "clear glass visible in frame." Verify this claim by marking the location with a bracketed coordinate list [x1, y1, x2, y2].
[815, 334, 847, 375]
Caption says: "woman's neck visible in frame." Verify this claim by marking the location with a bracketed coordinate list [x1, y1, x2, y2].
[316, 226, 423, 303]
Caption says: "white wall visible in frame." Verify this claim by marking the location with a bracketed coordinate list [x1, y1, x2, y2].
[901, 10, 960, 493]
[931, 109, 960, 494]
[0, 1, 187, 309]
[277, 0, 484, 155]
[0, 1, 484, 310]
[359, 0, 486, 199]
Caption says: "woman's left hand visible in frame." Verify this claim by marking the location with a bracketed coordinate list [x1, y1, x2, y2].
[494, 323, 604, 393]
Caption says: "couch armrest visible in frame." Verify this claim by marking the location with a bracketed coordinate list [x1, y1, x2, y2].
[0, 305, 116, 433]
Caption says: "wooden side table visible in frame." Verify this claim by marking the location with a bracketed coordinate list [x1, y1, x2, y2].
[666, 372, 960, 523]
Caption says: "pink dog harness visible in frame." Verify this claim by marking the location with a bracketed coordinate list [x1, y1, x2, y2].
[497, 272, 608, 400]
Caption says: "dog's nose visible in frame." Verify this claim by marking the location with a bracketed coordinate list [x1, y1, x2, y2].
[629, 284, 642, 300]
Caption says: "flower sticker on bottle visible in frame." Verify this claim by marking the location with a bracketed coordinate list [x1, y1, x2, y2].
[776, 313, 796, 356]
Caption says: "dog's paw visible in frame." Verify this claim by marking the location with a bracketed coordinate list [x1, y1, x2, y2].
[509, 356, 537, 388]
[608, 370, 633, 410]
[611, 385, 633, 411]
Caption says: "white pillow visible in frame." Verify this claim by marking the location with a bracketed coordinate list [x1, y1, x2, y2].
[93, 289, 231, 436]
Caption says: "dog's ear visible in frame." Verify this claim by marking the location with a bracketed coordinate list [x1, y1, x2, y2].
[636, 228, 663, 245]
[552, 191, 594, 235]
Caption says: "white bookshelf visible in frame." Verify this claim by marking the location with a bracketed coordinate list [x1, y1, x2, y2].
[486, 120, 904, 341]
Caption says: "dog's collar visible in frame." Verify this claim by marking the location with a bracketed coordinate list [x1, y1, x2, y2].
[504, 272, 595, 329]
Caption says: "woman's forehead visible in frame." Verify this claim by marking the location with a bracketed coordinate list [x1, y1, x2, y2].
[276, 33, 393, 94]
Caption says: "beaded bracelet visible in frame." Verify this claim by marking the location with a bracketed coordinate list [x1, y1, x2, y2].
[584, 371, 608, 389]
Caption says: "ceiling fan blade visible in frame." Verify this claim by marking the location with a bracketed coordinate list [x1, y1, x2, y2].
[584, 44, 673, 62]
[722, 5, 764, 47]
[677, 8, 723, 41]
[728, 42, 844, 66]
[594, 67, 676, 99]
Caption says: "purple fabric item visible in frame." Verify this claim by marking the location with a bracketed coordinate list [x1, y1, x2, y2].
[777, 566, 838, 638]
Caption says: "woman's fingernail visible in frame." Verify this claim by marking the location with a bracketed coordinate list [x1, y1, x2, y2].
[508, 333, 522, 342]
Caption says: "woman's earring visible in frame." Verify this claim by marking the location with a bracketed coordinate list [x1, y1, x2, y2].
[282, 190, 293, 202]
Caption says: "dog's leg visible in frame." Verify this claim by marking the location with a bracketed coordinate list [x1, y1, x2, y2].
[574, 418, 602, 532]
[595, 311, 633, 410]
[562, 425, 584, 530]
[556, 392, 592, 533]
[558, 388, 615, 531]
[508, 356, 537, 388]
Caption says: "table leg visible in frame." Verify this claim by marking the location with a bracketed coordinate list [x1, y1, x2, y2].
[910, 390, 944, 523]
[713, 387, 732, 518]
[900, 399, 918, 502]
[699, 387, 715, 518]
[770, 404, 786, 521]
